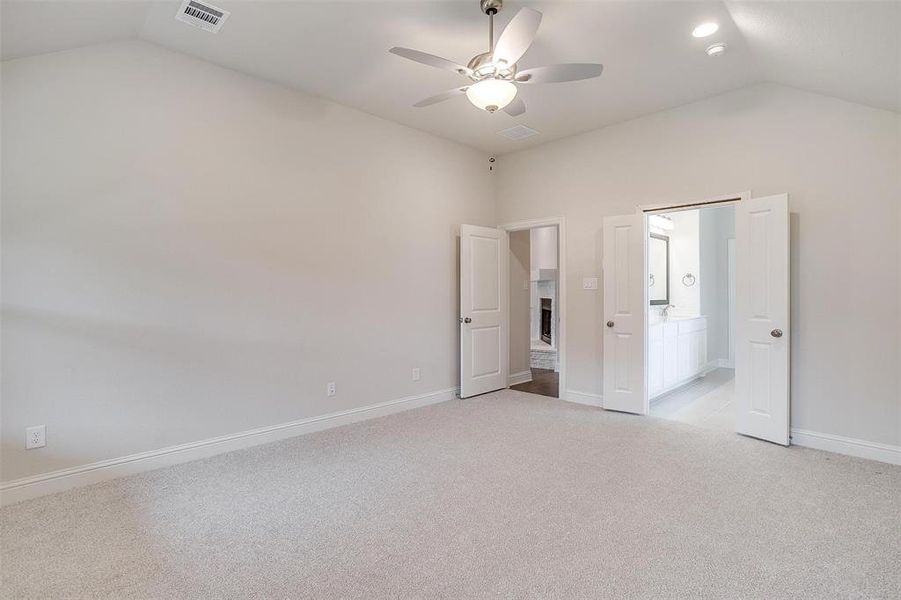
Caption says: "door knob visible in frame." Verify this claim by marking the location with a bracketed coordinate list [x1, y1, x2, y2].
[770, 328, 783, 338]
[606, 320, 615, 328]
[461, 317, 472, 324]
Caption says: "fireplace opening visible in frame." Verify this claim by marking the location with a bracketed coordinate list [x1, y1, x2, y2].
[540, 298, 552, 345]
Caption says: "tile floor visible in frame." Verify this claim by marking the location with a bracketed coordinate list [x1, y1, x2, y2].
[649, 368, 735, 432]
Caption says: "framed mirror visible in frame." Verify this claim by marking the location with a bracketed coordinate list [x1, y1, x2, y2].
[649, 233, 669, 305]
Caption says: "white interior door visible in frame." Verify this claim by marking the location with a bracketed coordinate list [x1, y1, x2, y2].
[603, 213, 647, 414]
[460, 224, 508, 398]
[735, 193, 790, 445]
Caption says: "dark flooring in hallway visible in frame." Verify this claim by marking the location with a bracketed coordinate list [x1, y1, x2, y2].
[510, 368, 559, 398]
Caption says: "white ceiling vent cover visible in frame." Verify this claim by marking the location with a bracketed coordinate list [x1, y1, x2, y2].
[176, 0, 230, 33]
[497, 125, 540, 140]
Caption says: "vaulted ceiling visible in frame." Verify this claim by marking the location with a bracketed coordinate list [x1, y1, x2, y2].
[3, 1, 899, 154]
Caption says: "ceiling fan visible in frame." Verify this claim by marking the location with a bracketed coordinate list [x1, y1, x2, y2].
[388, 0, 603, 116]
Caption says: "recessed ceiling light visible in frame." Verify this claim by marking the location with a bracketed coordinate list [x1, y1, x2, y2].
[692, 22, 719, 38]
[706, 42, 728, 57]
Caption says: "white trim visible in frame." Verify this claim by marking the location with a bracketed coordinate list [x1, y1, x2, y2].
[508, 370, 533, 386]
[705, 358, 732, 370]
[499, 216, 567, 401]
[564, 389, 604, 408]
[790, 429, 901, 466]
[0, 387, 458, 506]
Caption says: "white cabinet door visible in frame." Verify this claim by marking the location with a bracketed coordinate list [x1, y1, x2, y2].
[699, 329, 707, 369]
[603, 213, 647, 414]
[677, 331, 691, 380]
[662, 324, 678, 387]
[691, 331, 702, 374]
[735, 194, 790, 445]
[649, 326, 663, 395]
[460, 224, 508, 398]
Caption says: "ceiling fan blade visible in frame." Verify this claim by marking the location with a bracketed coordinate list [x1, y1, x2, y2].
[503, 95, 526, 117]
[413, 87, 469, 108]
[492, 8, 542, 68]
[515, 63, 604, 84]
[389, 47, 472, 77]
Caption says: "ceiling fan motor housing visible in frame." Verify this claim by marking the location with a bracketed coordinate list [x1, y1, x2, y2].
[467, 52, 516, 81]
[480, 0, 503, 16]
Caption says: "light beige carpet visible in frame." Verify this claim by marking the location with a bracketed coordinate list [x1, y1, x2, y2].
[2, 389, 900, 599]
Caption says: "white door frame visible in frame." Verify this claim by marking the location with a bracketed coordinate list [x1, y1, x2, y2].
[499, 216, 567, 398]
[638, 191, 749, 415]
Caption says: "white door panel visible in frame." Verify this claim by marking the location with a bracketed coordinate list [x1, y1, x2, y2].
[460, 225, 508, 398]
[649, 336, 663, 395]
[663, 325, 678, 387]
[735, 194, 790, 445]
[603, 214, 647, 414]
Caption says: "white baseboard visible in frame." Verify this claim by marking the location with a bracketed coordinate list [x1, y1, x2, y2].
[790, 428, 901, 466]
[508, 370, 533, 386]
[0, 387, 458, 506]
[702, 359, 731, 373]
[564, 389, 604, 408]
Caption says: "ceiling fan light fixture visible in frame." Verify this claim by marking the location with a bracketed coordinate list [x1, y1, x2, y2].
[466, 78, 517, 113]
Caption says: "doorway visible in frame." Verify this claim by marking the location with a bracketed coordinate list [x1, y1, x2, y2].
[646, 205, 736, 432]
[601, 193, 791, 446]
[457, 218, 566, 400]
[503, 219, 566, 399]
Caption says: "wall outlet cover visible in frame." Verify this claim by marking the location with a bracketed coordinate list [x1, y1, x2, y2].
[412, 368, 421, 382]
[327, 382, 336, 397]
[26, 425, 46, 449]
[583, 277, 598, 290]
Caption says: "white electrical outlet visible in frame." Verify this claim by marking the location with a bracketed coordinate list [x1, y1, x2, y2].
[412, 368, 421, 382]
[327, 382, 336, 397]
[26, 425, 46, 449]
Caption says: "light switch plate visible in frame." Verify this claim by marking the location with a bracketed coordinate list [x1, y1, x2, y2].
[583, 277, 598, 290]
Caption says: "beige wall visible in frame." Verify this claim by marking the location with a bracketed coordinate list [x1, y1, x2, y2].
[497, 83, 901, 447]
[0, 40, 495, 481]
[508, 230, 531, 377]
[3, 46, 899, 485]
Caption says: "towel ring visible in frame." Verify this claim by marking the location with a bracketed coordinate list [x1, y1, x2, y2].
[682, 273, 696, 287]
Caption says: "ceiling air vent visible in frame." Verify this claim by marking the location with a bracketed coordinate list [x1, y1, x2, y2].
[497, 125, 540, 141]
[175, 0, 230, 33]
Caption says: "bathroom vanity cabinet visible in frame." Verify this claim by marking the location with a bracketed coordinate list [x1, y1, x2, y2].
[648, 316, 708, 399]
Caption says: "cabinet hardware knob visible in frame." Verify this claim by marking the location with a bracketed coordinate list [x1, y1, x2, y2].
[771, 328, 783, 338]
[606, 321, 615, 328]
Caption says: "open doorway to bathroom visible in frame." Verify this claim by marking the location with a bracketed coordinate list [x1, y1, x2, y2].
[508, 225, 560, 398]
[647, 205, 735, 430]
